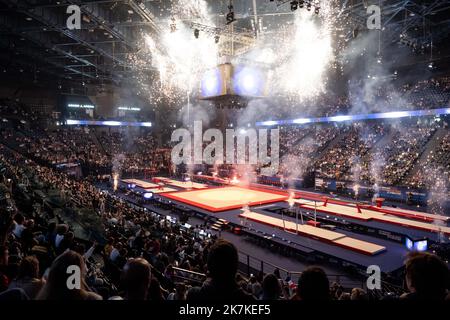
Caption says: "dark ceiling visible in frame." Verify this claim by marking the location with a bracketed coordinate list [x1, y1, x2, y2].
[0, 0, 449, 90]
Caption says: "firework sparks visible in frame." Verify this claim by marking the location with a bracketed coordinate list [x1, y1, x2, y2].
[272, 10, 334, 101]
[129, 1, 338, 106]
[129, 0, 218, 103]
[113, 173, 119, 192]
[230, 176, 240, 184]
[425, 166, 450, 242]
[287, 191, 295, 208]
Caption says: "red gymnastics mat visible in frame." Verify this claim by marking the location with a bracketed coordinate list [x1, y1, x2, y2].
[163, 186, 289, 212]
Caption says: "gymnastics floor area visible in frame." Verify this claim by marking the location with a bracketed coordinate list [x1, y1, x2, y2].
[163, 186, 289, 212]
[115, 177, 449, 272]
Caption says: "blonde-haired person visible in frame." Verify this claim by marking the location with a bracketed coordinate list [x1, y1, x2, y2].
[36, 250, 102, 300]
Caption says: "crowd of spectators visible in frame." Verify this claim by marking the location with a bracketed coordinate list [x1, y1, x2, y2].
[314, 123, 385, 180]
[2, 77, 449, 192]
[0, 90, 449, 301]
[0, 103, 171, 178]
[407, 129, 450, 189]
[278, 118, 448, 189]
[371, 120, 439, 186]
[275, 76, 450, 188]
[401, 77, 450, 110]
[1, 138, 449, 301]
[278, 125, 340, 177]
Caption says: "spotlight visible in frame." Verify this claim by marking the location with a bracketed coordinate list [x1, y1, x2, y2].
[306, 1, 312, 11]
[314, 5, 320, 14]
[226, 12, 235, 24]
[299, 0, 304, 8]
[170, 17, 177, 33]
[194, 28, 199, 38]
[290, 1, 298, 11]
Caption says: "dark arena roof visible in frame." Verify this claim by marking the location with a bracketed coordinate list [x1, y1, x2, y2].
[0, 0, 449, 314]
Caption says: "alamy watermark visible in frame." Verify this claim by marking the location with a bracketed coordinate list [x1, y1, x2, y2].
[367, 5, 381, 30]
[366, 265, 381, 290]
[66, 265, 81, 290]
[66, 5, 81, 30]
[171, 121, 279, 176]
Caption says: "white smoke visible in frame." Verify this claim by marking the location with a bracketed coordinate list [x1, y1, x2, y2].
[340, 30, 416, 115]
[235, 99, 274, 128]
[178, 102, 214, 128]
[112, 153, 126, 175]
[424, 166, 449, 242]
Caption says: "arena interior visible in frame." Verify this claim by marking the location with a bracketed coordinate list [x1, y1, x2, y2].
[0, 0, 450, 304]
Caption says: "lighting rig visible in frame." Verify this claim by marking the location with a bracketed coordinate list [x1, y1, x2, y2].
[170, 16, 177, 33]
[190, 22, 255, 55]
[192, 0, 237, 40]
[226, 0, 237, 25]
[275, 0, 320, 14]
[191, 22, 221, 41]
[399, 33, 434, 56]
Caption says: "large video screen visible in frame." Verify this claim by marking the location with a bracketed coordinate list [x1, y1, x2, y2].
[200, 63, 267, 99]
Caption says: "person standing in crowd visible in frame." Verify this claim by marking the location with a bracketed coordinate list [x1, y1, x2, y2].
[261, 274, 282, 300]
[187, 239, 254, 301]
[36, 250, 102, 300]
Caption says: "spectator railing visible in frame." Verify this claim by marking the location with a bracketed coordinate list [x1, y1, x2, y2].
[172, 266, 207, 285]
[238, 250, 365, 289]
[238, 250, 405, 297]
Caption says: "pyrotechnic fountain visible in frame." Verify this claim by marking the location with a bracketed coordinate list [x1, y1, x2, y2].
[127, 1, 341, 188]
[230, 176, 240, 185]
[425, 166, 450, 243]
[113, 173, 119, 192]
[287, 191, 295, 208]
[353, 183, 360, 201]
[240, 203, 251, 227]
[111, 154, 125, 192]
[287, 191, 302, 233]
[129, 0, 337, 110]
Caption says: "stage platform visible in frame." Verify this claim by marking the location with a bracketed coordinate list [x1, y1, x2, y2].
[156, 192, 407, 272]
[149, 187, 178, 194]
[291, 197, 449, 223]
[122, 179, 158, 189]
[294, 199, 450, 236]
[121, 179, 177, 194]
[110, 177, 449, 273]
[100, 180, 410, 272]
[239, 211, 386, 255]
[153, 177, 208, 189]
[164, 186, 289, 212]
[370, 205, 450, 222]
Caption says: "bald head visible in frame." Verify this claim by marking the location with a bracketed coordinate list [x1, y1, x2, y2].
[121, 258, 152, 300]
